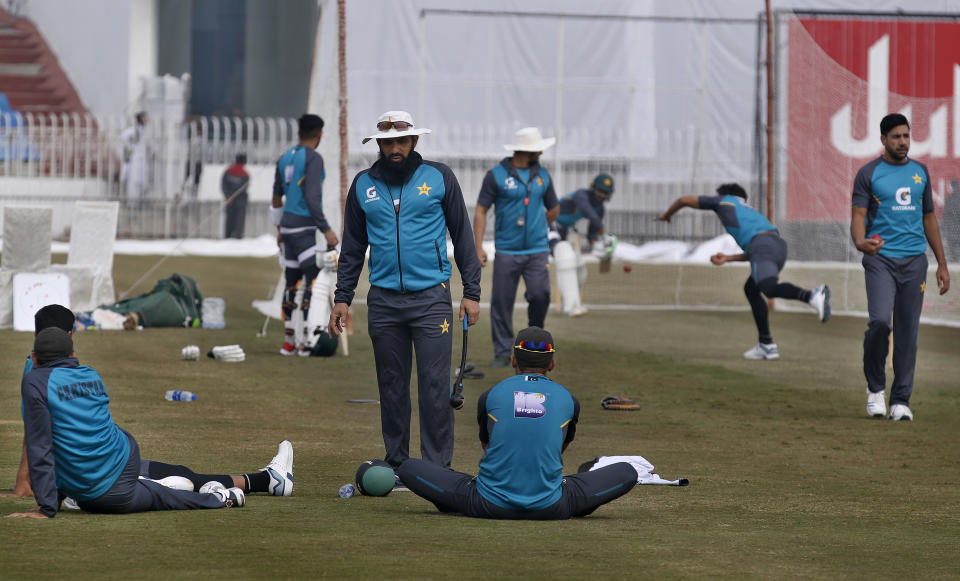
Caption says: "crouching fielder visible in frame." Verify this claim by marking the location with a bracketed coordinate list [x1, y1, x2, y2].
[551, 173, 617, 316]
[398, 327, 637, 519]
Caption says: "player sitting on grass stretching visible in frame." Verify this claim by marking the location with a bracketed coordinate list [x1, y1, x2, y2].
[657, 183, 830, 360]
[7, 327, 294, 518]
[397, 327, 638, 520]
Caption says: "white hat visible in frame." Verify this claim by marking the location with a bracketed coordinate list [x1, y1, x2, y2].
[503, 127, 556, 152]
[362, 110, 432, 144]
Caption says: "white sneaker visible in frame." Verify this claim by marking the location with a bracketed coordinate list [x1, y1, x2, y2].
[743, 342, 780, 360]
[261, 440, 294, 496]
[809, 285, 831, 323]
[63, 497, 80, 510]
[139, 475, 195, 491]
[866, 389, 886, 418]
[199, 480, 226, 495]
[200, 481, 245, 507]
[888, 404, 914, 421]
[566, 305, 588, 317]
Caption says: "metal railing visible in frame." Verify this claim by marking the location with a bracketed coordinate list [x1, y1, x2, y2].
[1, 112, 757, 243]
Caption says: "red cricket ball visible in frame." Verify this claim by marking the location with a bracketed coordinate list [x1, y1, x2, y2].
[623, 264, 632, 273]
[870, 234, 883, 241]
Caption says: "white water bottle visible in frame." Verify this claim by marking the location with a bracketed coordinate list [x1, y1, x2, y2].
[165, 390, 197, 402]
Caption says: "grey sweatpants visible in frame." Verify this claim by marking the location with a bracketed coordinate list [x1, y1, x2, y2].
[77, 430, 226, 513]
[862, 253, 928, 406]
[367, 283, 455, 468]
[490, 251, 551, 358]
[398, 458, 637, 519]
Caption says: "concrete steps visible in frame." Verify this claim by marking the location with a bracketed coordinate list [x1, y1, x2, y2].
[0, 8, 86, 115]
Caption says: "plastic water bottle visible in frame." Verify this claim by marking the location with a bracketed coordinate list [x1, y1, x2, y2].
[165, 390, 197, 402]
[338, 483, 355, 498]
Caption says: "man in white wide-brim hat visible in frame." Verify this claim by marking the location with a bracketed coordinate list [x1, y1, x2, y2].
[330, 110, 481, 472]
[473, 127, 559, 367]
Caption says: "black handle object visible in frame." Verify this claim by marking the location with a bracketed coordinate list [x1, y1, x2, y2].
[449, 317, 469, 409]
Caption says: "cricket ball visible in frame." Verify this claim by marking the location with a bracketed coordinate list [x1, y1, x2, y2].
[870, 234, 883, 242]
[623, 264, 632, 273]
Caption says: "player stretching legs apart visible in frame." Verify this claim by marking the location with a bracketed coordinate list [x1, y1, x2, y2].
[657, 183, 830, 360]
[851, 113, 950, 421]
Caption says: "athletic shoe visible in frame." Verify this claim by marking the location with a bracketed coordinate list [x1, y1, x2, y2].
[199, 480, 225, 495]
[888, 404, 914, 421]
[139, 475, 195, 491]
[489, 356, 510, 367]
[743, 342, 780, 360]
[261, 440, 294, 496]
[297, 344, 311, 358]
[200, 481, 245, 507]
[280, 341, 297, 356]
[866, 389, 886, 418]
[567, 306, 588, 317]
[809, 285, 831, 323]
[63, 497, 80, 510]
[392, 473, 411, 492]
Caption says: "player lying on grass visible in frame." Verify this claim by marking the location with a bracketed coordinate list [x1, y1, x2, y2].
[397, 326, 638, 520]
[6, 327, 294, 519]
[657, 183, 830, 360]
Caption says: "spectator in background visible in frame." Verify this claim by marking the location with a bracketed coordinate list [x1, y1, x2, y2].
[222, 153, 250, 239]
[121, 111, 149, 208]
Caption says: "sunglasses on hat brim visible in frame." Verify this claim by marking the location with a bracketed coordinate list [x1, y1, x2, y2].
[377, 120, 413, 132]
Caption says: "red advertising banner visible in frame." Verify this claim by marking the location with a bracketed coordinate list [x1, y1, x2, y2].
[786, 17, 960, 221]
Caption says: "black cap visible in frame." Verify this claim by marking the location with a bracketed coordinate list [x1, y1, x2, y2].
[34, 304, 75, 333]
[513, 326, 555, 369]
[34, 327, 73, 364]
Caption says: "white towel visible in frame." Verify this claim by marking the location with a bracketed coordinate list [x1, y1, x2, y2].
[587, 455, 688, 486]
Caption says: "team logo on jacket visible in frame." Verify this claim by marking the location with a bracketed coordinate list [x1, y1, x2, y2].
[417, 182, 432, 196]
[439, 318, 450, 333]
[365, 186, 380, 203]
[536, 176, 543, 186]
[504, 177, 517, 189]
[514, 391, 546, 419]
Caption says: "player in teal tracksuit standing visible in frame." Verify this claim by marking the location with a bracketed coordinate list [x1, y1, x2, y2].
[657, 184, 831, 360]
[330, 111, 481, 470]
[398, 327, 638, 519]
[474, 128, 559, 366]
[851, 113, 950, 421]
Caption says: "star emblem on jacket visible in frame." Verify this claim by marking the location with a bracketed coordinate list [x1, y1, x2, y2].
[921, 281, 926, 293]
[440, 318, 450, 333]
[913, 173, 922, 184]
[418, 182, 432, 196]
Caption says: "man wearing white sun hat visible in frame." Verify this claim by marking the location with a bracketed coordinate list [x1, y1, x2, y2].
[474, 127, 559, 367]
[330, 111, 481, 471]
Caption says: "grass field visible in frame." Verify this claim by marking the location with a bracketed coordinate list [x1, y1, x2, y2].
[1, 254, 958, 580]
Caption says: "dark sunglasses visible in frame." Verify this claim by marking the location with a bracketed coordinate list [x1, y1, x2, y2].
[377, 120, 412, 132]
